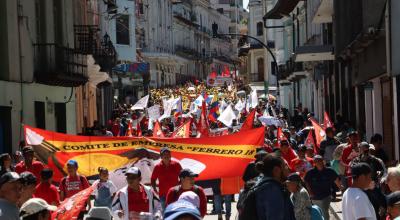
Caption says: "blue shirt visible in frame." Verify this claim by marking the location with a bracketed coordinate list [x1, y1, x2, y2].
[304, 167, 338, 200]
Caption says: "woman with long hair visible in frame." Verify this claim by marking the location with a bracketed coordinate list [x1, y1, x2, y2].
[0, 153, 13, 176]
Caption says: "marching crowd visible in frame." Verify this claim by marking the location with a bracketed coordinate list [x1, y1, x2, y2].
[1, 81, 400, 220]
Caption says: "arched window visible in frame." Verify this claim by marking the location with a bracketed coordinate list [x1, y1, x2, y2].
[257, 22, 263, 36]
[257, 58, 265, 82]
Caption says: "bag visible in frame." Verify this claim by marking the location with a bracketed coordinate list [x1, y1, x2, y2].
[310, 204, 324, 220]
[237, 178, 272, 220]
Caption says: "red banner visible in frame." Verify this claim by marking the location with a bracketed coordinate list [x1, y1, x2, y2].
[51, 184, 95, 220]
[24, 125, 264, 183]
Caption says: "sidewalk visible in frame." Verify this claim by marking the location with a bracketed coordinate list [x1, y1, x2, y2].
[330, 193, 343, 220]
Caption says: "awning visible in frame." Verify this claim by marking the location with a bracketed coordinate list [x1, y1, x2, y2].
[295, 45, 334, 62]
[263, 0, 300, 20]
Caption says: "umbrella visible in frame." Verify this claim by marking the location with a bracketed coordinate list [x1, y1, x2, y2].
[258, 116, 284, 127]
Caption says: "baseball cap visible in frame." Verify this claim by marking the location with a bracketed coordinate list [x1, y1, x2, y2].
[67, 159, 78, 167]
[255, 150, 267, 159]
[313, 155, 323, 161]
[298, 144, 307, 152]
[369, 144, 376, 151]
[0, 172, 22, 187]
[160, 147, 171, 155]
[20, 198, 57, 218]
[164, 200, 201, 220]
[348, 130, 358, 137]
[125, 167, 141, 176]
[179, 169, 199, 179]
[83, 207, 112, 220]
[387, 191, 400, 207]
[286, 173, 302, 183]
[359, 142, 370, 149]
[22, 146, 34, 154]
[20, 172, 37, 185]
[351, 162, 372, 178]
[178, 191, 200, 208]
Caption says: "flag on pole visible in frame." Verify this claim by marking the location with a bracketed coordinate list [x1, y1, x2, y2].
[153, 120, 165, 138]
[250, 90, 258, 108]
[174, 97, 183, 119]
[208, 96, 220, 122]
[323, 111, 335, 130]
[310, 118, 326, 148]
[304, 129, 317, 153]
[217, 105, 237, 127]
[197, 100, 209, 137]
[172, 120, 191, 138]
[136, 122, 142, 137]
[240, 109, 256, 131]
[131, 95, 149, 110]
[234, 99, 245, 112]
[125, 120, 133, 137]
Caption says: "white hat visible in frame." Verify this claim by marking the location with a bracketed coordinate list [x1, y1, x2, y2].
[369, 144, 376, 151]
[125, 167, 141, 176]
[20, 198, 57, 218]
[178, 191, 200, 208]
[83, 207, 112, 220]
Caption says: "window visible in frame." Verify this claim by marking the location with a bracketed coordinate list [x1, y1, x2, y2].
[257, 58, 265, 82]
[257, 22, 263, 36]
[116, 15, 130, 45]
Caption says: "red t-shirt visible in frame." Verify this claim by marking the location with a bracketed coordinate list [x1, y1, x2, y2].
[128, 185, 149, 213]
[341, 144, 359, 165]
[151, 161, 182, 197]
[59, 175, 90, 199]
[290, 157, 314, 177]
[165, 186, 207, 217]
[34, 182, 60, 205]
[15, 160, 45, 181]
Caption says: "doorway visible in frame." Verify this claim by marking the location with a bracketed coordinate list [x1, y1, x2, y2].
[0, 106, 12, 153]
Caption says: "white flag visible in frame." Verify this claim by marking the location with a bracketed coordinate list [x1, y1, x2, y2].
[159, 99, 174, 121]
[219, 100, 228, 113]
[131, 95, 149, 110]
[147, 105, 161, 120]
[235, 100, 245, 112]
[217, 105, 237, 127]
[193, 95, 204, 106]
[250, 90, 258, 108]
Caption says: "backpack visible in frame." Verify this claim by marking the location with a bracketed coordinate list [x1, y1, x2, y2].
[310, 204, 324, 220]
[237, 178, 273, 220]
[172, 185, 200, 201]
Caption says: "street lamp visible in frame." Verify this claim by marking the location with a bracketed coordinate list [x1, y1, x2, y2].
[212, 22, 278, 100]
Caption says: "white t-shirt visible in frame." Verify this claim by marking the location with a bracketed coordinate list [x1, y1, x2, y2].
[92, 180, 118, 198]
[342, 187, 377, 220]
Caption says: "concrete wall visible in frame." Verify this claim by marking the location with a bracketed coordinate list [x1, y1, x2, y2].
[0, 81, 77, 152]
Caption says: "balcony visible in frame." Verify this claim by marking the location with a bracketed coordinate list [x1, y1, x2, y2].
[175, 45, 201, 60]
[33, 44, 88, 87]
[74, 25, 117, 71]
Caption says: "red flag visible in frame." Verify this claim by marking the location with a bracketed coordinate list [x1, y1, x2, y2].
[323, 111, 335, 130]
[197, 100, 209, 137]
[125, 120, 133, 137]
[153, 120, 165, 138]
[276, 127, 286, 141]
[172, 120, 191, 138]
[136, 121, 142, 137]
[52, 184, 95, 220]
[304, 129, 317, 153]
[241, 109, 256, 131]
[310, 118, 326, 148]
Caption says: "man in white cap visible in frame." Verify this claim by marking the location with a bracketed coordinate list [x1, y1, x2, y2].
[112, 167, 161, 220]
[20, 198, 57, 220]
[0, 172, 23, 220]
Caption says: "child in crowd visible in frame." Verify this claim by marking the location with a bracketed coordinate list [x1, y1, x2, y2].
[92, 167, 117, 208]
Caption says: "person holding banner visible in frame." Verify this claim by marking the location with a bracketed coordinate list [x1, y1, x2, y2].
[112, 167, 161, 220]
[15, 146, 45, 181]
[151, 147, 182, 209]
[59, 160, 90, 201]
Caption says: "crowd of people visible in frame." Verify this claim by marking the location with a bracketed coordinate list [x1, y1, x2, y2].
[1, 80, 400, 220]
